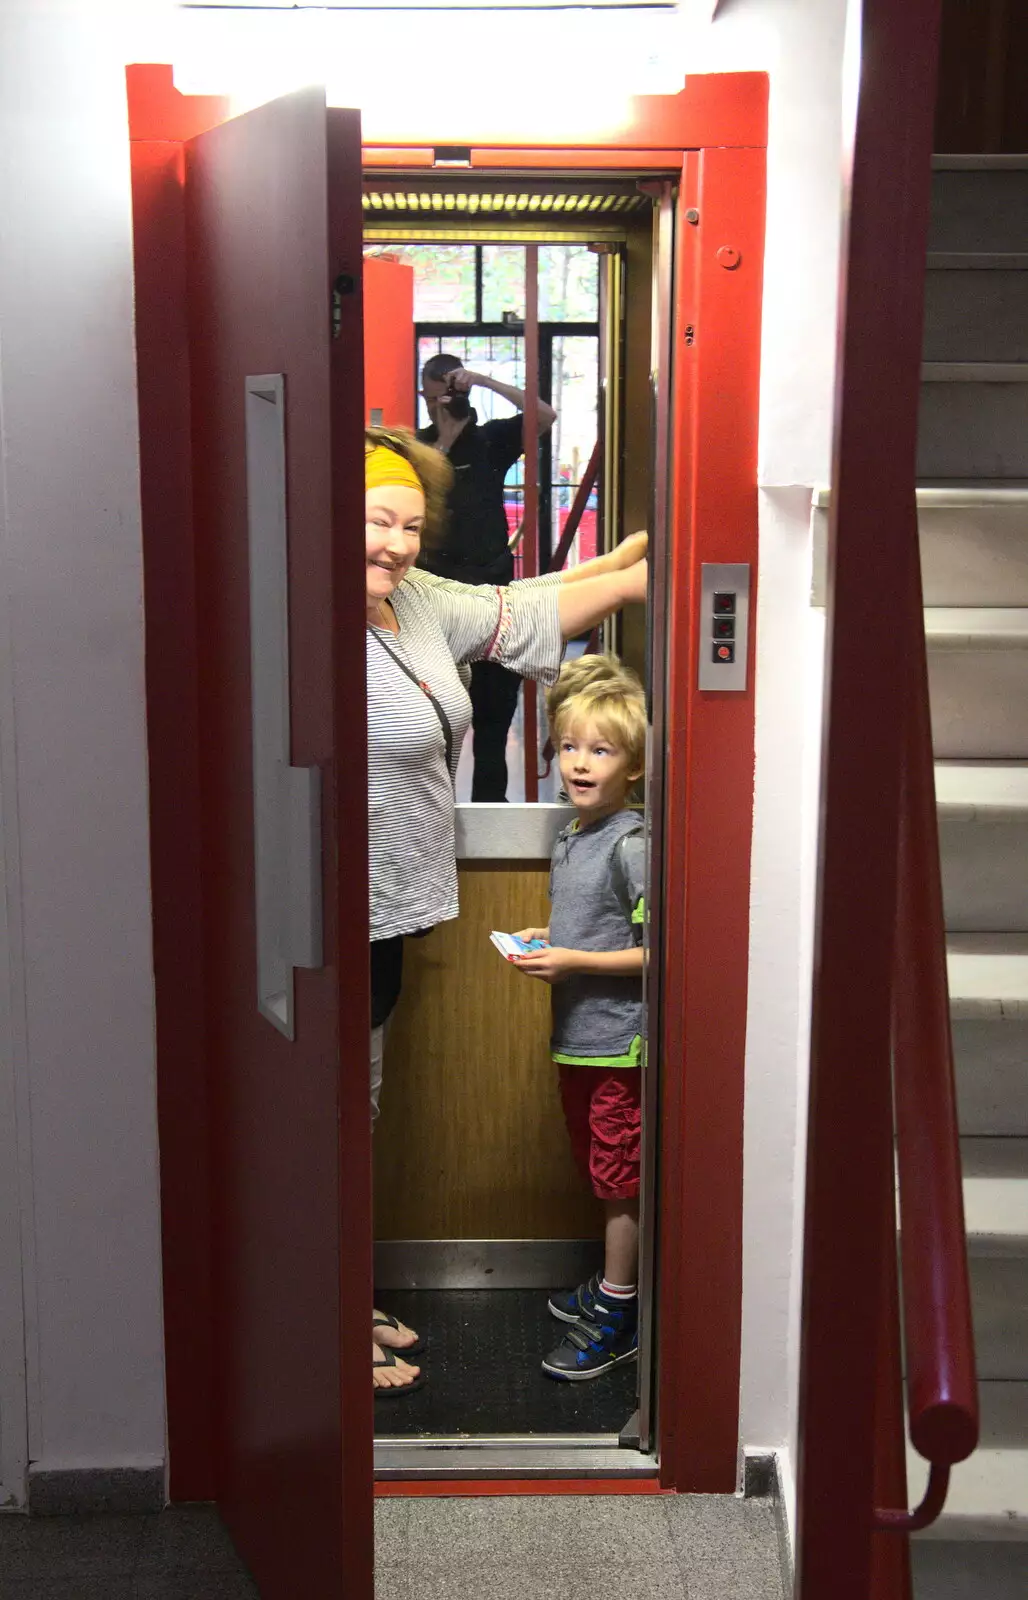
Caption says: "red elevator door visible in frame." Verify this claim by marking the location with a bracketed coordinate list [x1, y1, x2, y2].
[185, 88, 373, 1597]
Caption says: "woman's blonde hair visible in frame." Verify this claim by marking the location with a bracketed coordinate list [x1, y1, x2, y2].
[547, 654, 647, 775]
[365, 426, 452, 549]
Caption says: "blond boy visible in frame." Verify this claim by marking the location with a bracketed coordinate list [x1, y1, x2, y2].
[513, 657, 646, 1379]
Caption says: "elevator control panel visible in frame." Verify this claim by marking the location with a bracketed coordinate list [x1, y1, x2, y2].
[698, 562, 750, 692]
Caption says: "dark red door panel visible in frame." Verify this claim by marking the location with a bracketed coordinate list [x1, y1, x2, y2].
[185, 89, 371, 1597]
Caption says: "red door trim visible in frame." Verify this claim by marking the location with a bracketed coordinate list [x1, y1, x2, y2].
[129, 134, 216, 1499]
[129, 61, 766, 1501]
[659, 146, 765, 1491]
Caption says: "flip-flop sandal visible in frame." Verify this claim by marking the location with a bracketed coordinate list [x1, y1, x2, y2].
[373, 1348, 426, 1397]
[373, 1311, 426, 1359]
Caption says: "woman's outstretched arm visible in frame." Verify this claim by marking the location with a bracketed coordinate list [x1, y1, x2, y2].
[557, 531, 647, 585]
[556, 558, 647, 639]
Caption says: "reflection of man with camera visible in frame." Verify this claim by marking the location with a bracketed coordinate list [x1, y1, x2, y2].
[418, 352, 557, 801]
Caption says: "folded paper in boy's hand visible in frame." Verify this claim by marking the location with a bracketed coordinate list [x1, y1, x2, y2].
[490, 931, 550, 960]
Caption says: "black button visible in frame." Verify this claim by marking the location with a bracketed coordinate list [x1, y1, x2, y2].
[713, 591, 736, 615]
[713, 642, 735, 664]
[713, 616, 735, 639]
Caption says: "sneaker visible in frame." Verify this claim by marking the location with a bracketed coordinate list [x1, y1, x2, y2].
[547, 1273, 604, 1325]
[541, 1295, 639, 1382]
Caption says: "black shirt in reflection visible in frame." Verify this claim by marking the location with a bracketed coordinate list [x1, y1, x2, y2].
[417, 409, 524, 587]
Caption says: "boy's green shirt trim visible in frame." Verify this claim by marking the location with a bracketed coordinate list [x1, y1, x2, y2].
[552, 1034, 643, 1070]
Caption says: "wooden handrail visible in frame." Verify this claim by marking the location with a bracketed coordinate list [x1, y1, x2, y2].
[874, 506, 978, 1528]
[796, 0, 948, 1592]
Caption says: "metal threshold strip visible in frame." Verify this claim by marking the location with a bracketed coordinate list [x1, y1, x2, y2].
[374, 1434, 658, 1480]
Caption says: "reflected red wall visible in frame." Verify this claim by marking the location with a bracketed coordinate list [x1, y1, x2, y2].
[363, 256, 414, 429]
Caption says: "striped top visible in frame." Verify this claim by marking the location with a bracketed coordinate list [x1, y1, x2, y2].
[367, 568, 563, 941]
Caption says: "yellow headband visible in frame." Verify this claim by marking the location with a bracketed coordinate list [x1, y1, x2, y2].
[365, 444, 423, 496]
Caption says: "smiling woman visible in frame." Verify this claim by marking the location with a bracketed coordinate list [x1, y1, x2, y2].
[361, 427, 647, 1393]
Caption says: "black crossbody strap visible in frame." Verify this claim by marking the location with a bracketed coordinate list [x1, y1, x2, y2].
[368, 627, 454, 772]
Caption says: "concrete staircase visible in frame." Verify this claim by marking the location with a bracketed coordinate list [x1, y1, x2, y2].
[814, 155, 1028, 1598]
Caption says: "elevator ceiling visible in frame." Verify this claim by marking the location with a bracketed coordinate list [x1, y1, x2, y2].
[362, 178, 657, 220]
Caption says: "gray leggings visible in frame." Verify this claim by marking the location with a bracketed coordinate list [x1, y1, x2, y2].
[370, 1020, 389, 1123]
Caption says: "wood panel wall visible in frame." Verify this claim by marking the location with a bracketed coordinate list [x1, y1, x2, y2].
[373, 863, 604, 1241]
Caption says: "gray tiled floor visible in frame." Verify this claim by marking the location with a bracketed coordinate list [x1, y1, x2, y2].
[0, 1493, 785, 1599]
[0, 1508, 258, 1599]
[377, 1492, 784, 1599]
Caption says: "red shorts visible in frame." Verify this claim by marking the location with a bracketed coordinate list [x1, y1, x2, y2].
[559, 1065, 641, 1202]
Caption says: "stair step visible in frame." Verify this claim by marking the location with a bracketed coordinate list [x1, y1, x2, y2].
[923, 272, 1028, 364]
[930, 166, 1028, 254]
[932, 157, 1028, 170]
[926, 609, 1028, 647]
[970, 1256, 1028, 1381]
[927, 614, 1028, 758]
[947, 935, 1028, 1021]
[918, 382, 1028, 478]
[962, 1139, 1028, 1256]
[927, 253, 1028, 270]
[937, 764, 1028, 930]
[811, 488, 1028, 607]
[912, 1540, 1028, 1599]
[814, 485, 1028, 508]
[937, 762, 1028, 821]
[923, 365, 1028, 383]
[952, 1020, 1028, 1138]
[949, 939, 1028, 1135]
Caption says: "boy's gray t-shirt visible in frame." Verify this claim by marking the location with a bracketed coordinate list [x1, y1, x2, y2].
[548, 807, 645, 1061]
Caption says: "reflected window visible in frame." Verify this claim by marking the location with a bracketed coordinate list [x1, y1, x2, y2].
[549, 336, 599, 567]
[481, 246, 526, 322]
[540, 246, 599, 322]
[364, 243, 476, 321]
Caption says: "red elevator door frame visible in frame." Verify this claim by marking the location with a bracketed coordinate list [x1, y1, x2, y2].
[360, 115, 766, 1495]
[128, 68, 767, 1558]
[183, 89, 371, 1596]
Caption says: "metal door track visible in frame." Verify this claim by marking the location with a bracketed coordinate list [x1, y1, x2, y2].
[374, 1436, 658, 1479]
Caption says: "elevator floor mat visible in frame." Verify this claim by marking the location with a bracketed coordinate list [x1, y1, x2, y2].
[373, 1289, 638, 1437]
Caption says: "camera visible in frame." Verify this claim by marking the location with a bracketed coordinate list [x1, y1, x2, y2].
[445, 372, 471, 421]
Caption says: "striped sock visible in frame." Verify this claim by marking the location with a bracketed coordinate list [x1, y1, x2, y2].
[600, 1279, 637, 1301]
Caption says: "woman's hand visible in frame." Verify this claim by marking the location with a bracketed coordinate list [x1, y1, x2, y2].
[611, 531, 648, 570]
[557, 531, 647, 586]
[513, 947, 579, 984]
[556, 557, 648, 638]
[513, 927, 550, 944]
[618, 556, 648, 605]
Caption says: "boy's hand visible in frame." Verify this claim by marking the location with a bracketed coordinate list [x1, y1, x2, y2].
[513, 927, 550, 944]
[513, 947, 579, 985]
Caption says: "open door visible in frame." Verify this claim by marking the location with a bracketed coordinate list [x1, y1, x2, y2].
[184, 89, 372, 1596]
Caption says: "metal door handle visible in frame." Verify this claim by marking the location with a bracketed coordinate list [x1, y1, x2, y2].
[245, 374, 324, 1039]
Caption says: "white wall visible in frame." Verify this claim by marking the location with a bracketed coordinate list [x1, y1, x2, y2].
[172, 0, 849, 1522]
[0, 0, 165, 1494]
[0, 0, 848, 1505]
[682, 0, 849, 1532]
